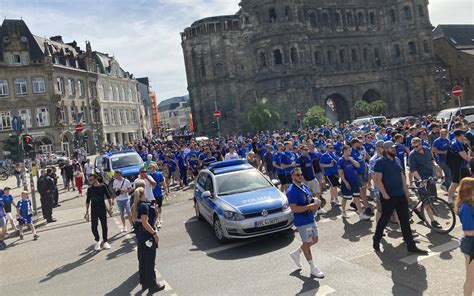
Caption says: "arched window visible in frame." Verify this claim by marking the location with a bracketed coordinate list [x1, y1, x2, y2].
[339, 49, 346, 63]
[418, 5, 425, 17]
[216, 63, 225, 77]
[322, 13, 330, 26]
[369, 12, 376, 26]
[108, 85, 113, 100]
[120, 87, 125, 101]
[113, 86, 119, 101]
[335, 12, 342, 26]
[408, 41, 417, 54]
[127, 88, 132, 101]
[389, 9, 396, 23]
[357, 12, 365, 24]
[285, 6, 291, 21]
[363, 48, 369, 62]
[423, 40, 430, 53]
[259, 52, 267, 67]
[269, 8, 277, 23]
[394, 44, 401, 58]
[346, 11, 353, 25]
[314, 51, 321, 64]
[374, 48, 381, 67]
[290, 47, 298, 64]
[404, 6, 412, 20]
[100, 83, 106, 100]
[351, 49, 358, 62]
[327, 50, 334, 65]
[309, 13, 317, 27]
[273, 49, 283, 65]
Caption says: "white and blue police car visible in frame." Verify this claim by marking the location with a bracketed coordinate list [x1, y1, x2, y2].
[94, 150, 144, 184]
[194, 159, 293, 242]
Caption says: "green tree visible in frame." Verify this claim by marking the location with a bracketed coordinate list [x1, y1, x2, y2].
[245, 97, 281, 131]
[303, 106, 331, 128]
[354, 100, 386, 116]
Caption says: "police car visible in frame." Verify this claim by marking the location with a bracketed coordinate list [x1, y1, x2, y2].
[94, 150, 144, 184]
[194, 159, 293, 242]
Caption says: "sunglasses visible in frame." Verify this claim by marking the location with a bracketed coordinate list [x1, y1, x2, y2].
[413, 145, 420, 149]
[139, 171, 146, 174]
[293, 173, 303, 177]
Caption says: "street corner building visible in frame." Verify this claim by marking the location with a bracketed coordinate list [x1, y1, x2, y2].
[0, 19, 147, 160]
[181, 0, 442, 134]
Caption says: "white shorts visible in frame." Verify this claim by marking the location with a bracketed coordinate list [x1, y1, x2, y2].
[5, 212, 13, 221]
[305, 179, 321, 195]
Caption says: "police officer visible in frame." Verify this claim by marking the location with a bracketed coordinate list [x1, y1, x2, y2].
[131, 187, 165, 293]
[42, 169, 57, 223]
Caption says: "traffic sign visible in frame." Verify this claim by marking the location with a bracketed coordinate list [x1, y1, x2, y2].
[213, 111, 221, 118]
[452, 86, 463, 97]
[75, 123, 84, 133]
[12, 116, 22, 134]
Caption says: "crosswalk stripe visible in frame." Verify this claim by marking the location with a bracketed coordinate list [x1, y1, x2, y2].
[399, 240, 459, 265]
[298, 285, 336, 296]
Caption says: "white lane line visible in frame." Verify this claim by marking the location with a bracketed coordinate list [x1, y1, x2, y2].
[203, 241, 251, 255]
[318, 211, 357, 224]
[298, 285, 336, 296]
[399, 240, 459, 265]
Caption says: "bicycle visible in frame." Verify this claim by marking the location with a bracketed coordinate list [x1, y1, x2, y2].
[408, 178, 456, 234]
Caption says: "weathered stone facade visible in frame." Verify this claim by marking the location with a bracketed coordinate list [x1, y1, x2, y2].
[181, 0, 441, 134]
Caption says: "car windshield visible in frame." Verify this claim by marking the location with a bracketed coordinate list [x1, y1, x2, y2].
[436, 109, 456, 119]
[216, 170, 272, 196]
[373, 117, 386, 125]
[110, 154, 143, 169]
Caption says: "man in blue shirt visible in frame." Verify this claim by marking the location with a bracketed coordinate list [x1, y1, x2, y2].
[394, 134, 406, 171]
[1, 187, 17, 234]
[320, 144, 340, 205]
[351, 139, 372, 216]
[16, 191, 39, 241]
[149, 164, 167, 228]
[447, 130, 472, 204]
[287, 167, 324, 279]
[432, 129, 451, 191]
[0, 192, 6, 249]
[176, 149, 188, 187]
[373, 141, 427, 254]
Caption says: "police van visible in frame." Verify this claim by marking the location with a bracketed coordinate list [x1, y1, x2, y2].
[94, 150, 144, 184]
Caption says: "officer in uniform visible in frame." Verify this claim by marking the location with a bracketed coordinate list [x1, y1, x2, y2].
[132, 187, 165, 293]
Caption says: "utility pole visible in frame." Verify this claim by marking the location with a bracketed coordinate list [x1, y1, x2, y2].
[24, 112, 37, 214]
[214, 101, 221, 139]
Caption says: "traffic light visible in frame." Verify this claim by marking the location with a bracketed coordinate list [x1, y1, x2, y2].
[22, 134, 33, 155]
[2, 135, 22, 161]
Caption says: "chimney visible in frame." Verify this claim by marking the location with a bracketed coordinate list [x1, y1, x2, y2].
[50, 35, 63, 43]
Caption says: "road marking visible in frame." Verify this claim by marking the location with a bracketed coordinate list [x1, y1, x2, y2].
[399, 240, 459, 265]
[318, 211, 357, 224]
[203, 241, 251, 255]
[299, 285, 336, 296]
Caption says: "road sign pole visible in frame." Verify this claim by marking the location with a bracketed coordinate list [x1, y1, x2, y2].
[214, 102, 221, 139]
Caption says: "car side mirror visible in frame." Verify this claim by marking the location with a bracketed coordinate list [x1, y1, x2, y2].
[201, 191, 212, 199]
[272, 179, 281, 186]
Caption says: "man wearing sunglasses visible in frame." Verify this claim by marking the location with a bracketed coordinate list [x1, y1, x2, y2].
[373, 141, 428, 255]
[287, 167, 325, 279]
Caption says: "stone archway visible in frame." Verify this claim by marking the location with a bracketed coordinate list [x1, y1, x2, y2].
[60, 131, 74, 157]
[362, 89, 381, 103]
[325, 94, 350, 123]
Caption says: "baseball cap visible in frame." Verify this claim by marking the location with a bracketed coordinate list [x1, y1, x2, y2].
[375, 140, 384, 147]
[383, 141, 396, 149]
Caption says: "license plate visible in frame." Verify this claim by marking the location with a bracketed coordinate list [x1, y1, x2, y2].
[255, 218, 279, 227]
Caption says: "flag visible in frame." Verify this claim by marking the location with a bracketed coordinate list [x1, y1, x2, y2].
[189, 113, 194, 132]
[447, 112, 454, 132]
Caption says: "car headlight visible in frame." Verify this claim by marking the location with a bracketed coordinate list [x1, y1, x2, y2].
[282, 200, 289, 211]
[223, 210, 245, 221]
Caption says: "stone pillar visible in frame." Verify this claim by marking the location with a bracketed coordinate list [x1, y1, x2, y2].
[109, 133, 116, 145]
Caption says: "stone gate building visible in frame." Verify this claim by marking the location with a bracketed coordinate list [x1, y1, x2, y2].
[181, 0, 441, 134]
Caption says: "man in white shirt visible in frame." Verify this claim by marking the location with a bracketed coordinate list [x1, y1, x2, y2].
[225, 145, 240, 160]
[134, 168, 156, 203]
[112, 170, 133, 232]
[83, 159, 94, 185]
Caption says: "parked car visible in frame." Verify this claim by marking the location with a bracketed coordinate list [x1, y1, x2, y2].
[193, 159, 293, 242]
[47, 153, 68, 165]
[435, 106, 474, 121]
[351, 116, 387, 127]
[390, 116, 420, 126]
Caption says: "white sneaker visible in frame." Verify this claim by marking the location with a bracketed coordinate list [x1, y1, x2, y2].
[317, 208, 327, 214]
[341, 211, 348, 218]
[359, 213, 371, 221]
[310, 266, 325, 279]
[94, 241, 102, 251]
[103, 242, 111, 250]
[289, 250, 302, 268]
[157, 220, 162, 229]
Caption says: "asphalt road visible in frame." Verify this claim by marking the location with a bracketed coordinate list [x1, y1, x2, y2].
[0, 175, 466, 296]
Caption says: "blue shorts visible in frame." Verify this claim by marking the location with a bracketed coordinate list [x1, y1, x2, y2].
[341, 179, 360, 199]
[116, 199, 131, 214]
[297, 223, 319, 243]
[357, 172, 368, 186]
[18, 215, 33, 225]
[460, 236, 474, 257]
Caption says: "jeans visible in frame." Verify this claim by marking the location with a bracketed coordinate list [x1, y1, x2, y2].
[14, 173, 21, 187]
[91, 208, 108, 242]
[373, 195, 416, 249]
[438, 161, 452, 188]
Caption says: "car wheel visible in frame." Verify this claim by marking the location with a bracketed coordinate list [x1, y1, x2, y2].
[194, 199, 203, 221]
[213, 217, 227, 243]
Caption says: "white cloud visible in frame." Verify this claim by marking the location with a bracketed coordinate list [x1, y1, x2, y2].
[0, 0, 471, 103]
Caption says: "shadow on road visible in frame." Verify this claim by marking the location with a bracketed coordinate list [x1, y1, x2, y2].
[39, 245, 99, 283]
[289, 269, 321, 295]
[104, 271, 142, 296]
[341, 215, 373, 242]
[184, 217, 295, 260]
[106, 234, 136, 260]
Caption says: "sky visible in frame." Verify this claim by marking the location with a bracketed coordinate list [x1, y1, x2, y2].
[0, 0, 473, 103]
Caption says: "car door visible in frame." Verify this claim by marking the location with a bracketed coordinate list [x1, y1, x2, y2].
[195, 173, 210, 222]
[201, 175, 216, 221]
